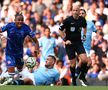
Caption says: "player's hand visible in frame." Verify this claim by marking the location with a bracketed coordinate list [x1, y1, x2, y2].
[65, 40, 72, 45]
[56, 79, 62, 86]
[0, 34, 5, 40]
[34, 50, 40, 57]
[0, 34, 3, 39]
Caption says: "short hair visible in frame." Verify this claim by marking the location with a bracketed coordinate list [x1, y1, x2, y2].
[72, 3, 80, 10]
[48, 55, 56, 62]
[15, 12, 24, 20]
[45, 26, 50, 30]
[56, 60, 64, 65]
[44, 26, 50, 32]
[80, 9, 86, 14]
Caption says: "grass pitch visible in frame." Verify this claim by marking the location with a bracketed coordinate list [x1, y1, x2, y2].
[0, 86, 108, 90]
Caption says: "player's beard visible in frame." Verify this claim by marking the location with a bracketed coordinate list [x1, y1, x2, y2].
[45, 64, 50, 68]
[45, 64, 53, 69]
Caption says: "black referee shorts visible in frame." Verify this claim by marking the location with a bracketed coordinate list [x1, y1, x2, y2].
[65, 41, 86, 60]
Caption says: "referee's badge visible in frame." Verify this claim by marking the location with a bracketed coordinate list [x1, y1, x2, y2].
[70, 27, 75, 32]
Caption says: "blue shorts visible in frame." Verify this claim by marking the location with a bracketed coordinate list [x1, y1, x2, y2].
[6, 54, 24, 67]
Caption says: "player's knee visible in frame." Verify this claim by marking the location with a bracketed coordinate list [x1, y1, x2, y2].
[80, 54, 88, 63]
[7, 66, 15, 73]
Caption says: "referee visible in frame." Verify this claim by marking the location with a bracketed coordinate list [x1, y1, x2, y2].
[59, 4, 88, 86]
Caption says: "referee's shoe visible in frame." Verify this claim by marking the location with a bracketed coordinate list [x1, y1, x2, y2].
[79, 73, 89, 86]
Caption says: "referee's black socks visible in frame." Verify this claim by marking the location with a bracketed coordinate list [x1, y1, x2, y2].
[75, 66, 81, 78]
[70, 67, 77, 85]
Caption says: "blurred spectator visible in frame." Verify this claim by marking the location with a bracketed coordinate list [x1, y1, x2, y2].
[92, 31, 106, 61]
[95, 21, 103, 31]
[50, 2, 58, 17]
[87, 2, 97, 21]
[98, 56, 108, 81]
[83, 2, 89, 12]
[90, 50, 100, 66]
[96, 1, 108, 16]
[31, 11, 42, 31]
[48, 18, 59, 34]
[32, 0, 46, 16]
[56, 60, 71, 85]
[51, 31, 66, 60]
[87, 63, 100, 78]
[43, 0, 53, 8]
[42, 8, 54, 25]
[103, 20, 108, 35]
[54, 9, 64, 23]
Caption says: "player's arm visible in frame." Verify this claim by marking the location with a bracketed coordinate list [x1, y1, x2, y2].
[58, 19, 67, 41]
[0, 23, 9, 33]
[82, 17, 87, 41]
[58, 23, 67, 41]
[27, 25, 39, 52]
[0, 27, 2, 33]
[55, 79, 62, 86]
[31, 36, 39, 52]
[54, 46, 58, 57]
[83, 27, 87, 36]
[58, 29, 66, 40]
[0, 27, 3, 38]
[0, 27, 4, 39]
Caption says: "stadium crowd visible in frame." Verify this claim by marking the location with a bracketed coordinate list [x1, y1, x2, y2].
[0, 0, 108, 86]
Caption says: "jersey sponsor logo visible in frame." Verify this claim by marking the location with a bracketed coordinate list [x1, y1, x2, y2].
[70, 27, 75, 32]
[7, 60, 11, 64]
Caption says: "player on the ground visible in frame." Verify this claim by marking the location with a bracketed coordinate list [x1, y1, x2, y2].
[0, 55, 61, 86]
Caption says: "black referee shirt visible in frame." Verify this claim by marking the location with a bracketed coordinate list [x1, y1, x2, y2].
[59, 16, 87, 42]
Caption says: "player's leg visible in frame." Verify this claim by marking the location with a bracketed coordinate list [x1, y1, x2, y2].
[79, 50, 91, 80]
[16, 57, 24, 72]
[12, 72, 35, 85]
[78, 54, 89, 86]
[15, 57, 24, 79]
[0, 55, 16, 85]
[65, 44, 77, 86]
[12, 78, 33, 85]
[69, 59, 77, 86]
[76, 41, 89, 86]
[1, 56, 24, 84]
[6, 55, 16, 78]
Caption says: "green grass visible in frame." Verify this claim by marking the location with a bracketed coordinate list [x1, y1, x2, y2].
[0, 86, 108, 90]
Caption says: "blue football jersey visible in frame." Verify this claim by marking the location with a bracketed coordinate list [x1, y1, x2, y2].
[1, 22, 35, 58]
